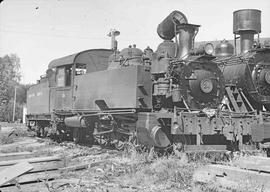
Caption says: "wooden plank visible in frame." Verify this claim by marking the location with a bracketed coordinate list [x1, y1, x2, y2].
[0, 139, 46, 153]
[0, 155, 62, 167]
[59, 163, 89, 173]
[59, 160, 108, 173]
[49, 178, 93, 189]
[0, 162, 33, 187]
[0, 170, 60, 187]
[0, 182, 49, 192]
[184, 145, 227, 152]
[235, 156, 270, 173]
[0, 139, 37, 149]
[0, 159, 65, 173]
[0, 152, 35, 161]
[193, 164, 270, 192]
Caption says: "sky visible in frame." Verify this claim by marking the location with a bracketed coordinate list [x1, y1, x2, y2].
[0, 0, 270, 84]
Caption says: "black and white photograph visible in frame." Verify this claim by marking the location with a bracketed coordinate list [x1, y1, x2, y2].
[0, 0, 270, 191]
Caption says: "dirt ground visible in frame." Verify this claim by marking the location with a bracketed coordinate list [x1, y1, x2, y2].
[1, 123, 268, 192]
[0, 123, 199, 192]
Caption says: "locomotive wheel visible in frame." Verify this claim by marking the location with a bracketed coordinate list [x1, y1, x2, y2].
[94, 133, 111, 146]
[35, 125, 44, 138]
[72, 127, 84, 144]
[114, 140, 125, 150]
[56, 129, 64, 143]
[36, 126, 41, 137]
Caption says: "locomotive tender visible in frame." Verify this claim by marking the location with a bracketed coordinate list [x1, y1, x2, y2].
[26, 10, 269, 152]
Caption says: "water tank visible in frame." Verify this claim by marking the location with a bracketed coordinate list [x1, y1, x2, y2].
[233, 9, 261, 34]
[215, 39, 234, 57]
[157, 10, 188, 40]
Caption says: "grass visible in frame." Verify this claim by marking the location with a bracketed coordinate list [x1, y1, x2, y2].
[53, 144, 202, 192]
[0, 123, 30, 144]
[1, 127, 266, 192]
[117, 156, 196, 191]
[54, 143, 267, 192]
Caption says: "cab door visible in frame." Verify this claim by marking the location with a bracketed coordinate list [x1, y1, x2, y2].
[50, 65, 73, 111]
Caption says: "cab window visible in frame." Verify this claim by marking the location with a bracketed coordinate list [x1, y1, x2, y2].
[75, 63, 86, 76]
[56, 65, 72, 87]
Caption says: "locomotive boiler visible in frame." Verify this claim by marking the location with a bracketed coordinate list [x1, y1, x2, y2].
[151, 11, 225, 111]
[26, 10, 266, 152]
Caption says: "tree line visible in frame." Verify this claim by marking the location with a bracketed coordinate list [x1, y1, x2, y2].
[0, 54, 30, 122]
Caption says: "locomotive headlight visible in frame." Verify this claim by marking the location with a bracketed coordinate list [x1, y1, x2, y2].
[204, 43, 214, 55]
[200, 79, 213, 93]
[265, 71, 270, 84]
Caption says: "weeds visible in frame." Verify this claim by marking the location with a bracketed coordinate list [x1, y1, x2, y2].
[0, 124, 30, 144]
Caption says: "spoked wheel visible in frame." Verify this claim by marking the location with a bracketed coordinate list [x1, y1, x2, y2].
[113, 139, 125, 150]
[94, 133, 112, 147]
[112, 131, 133, 150]
[95, 135, 109, 146]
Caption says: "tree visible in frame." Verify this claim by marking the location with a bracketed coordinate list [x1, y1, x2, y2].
[0, 54, 21, 121]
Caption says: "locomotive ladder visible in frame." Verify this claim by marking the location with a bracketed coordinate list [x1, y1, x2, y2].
[225, 86, 253, 113]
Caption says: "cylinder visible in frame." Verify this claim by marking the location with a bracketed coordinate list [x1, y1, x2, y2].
[64, 116, 86, 128]
[150, 125, 171, 147]
[157, 10, 188, 40]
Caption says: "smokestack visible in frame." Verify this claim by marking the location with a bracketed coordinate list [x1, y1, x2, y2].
[233, 9, 261, 54]
[157, 11, 199, 60]
[157, 10, 188, 40]
[177, 24, 199, 59]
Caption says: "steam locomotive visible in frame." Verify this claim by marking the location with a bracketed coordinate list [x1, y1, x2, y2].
[26, 10, 269, 152]
[214, 9, 270, 113]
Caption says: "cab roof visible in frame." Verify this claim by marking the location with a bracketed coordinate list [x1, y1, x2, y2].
[48, 49, 113, 69]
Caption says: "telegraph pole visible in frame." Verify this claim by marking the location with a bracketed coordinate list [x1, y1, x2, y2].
[12, 86, 17, 122]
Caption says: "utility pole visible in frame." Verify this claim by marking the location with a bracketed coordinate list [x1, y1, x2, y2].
[12, 86, 17, 122]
